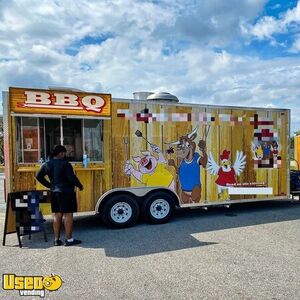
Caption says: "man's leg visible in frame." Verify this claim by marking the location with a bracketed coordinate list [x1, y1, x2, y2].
[53, 213, 63, 240]
[63, 193, 81, 246]
[63, 213, 74, 240]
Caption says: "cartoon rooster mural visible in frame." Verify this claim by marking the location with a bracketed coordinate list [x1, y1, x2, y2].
[207, 150, 246, 201]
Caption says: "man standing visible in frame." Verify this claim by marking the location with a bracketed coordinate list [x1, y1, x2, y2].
[36, 145, 83, 246]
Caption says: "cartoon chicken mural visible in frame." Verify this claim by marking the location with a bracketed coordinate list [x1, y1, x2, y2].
[207, 149, 246, 201]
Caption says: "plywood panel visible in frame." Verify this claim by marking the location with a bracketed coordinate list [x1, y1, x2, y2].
[230, 110, 245, 200]
[243, 110, 256, 199]
[279, 111, 288, 196]
[219, 109, 232, 200]
[8, 96, 290, 213]
[206, 108, 219, 202]
[76, 170, 93, 211]
[93, 169, 104, 208]
[129, 102, 147, 187]
[255, 111, 269, 199]
[161, 105, 179, 194]
[102, 119, 112, 194]
[191, 106, 208, 202]
[15, 170, 36, 191]
[268, 111, 279, 197]
[111, 102, 130, 188]
[146, 103, 162, 148]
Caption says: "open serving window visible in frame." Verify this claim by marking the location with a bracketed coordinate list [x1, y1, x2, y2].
[16, 116, 104, 163]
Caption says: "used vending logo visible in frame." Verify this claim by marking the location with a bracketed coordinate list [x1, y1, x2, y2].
[20, 90, 106, 113]
[2, 273, 63, 298]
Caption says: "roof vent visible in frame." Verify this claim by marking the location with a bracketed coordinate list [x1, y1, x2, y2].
[146, 92, 179, 103]
[133, 92, 154, 101]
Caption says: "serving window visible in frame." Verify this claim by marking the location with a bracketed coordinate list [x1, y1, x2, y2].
[16, 116, 104, 163]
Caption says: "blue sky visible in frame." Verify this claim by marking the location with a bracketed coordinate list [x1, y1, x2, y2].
[0, 0, 300, 132]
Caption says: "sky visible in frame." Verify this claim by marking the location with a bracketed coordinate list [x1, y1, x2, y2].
[0, 0, 300, 133]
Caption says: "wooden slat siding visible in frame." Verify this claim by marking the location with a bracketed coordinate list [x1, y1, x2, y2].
[13, 164, 104, 212]
[4, 95, 14, 193]
[161, 105, 179, 193]
[146, 103, 178, 189]
[11, 116, 16, 191]
[8, 94, 291, 214]
[76, 170, 93, 211]
[102, 119, 112, 194]
[219, 109, 232, 200]
[9, 87, 111, 117]
[206, 108, 219, 202]
[268, 111, 279, 197]
[93, 169, 103, 209]
[243, 110, 256, 199]
[111, 102, 130, 188]
[175, 106, 193, 197]
[255, 110, 268, 199]
[15, 171, 36, 191]
[279, 111, 288, 196]
[146, 103, 162, 149]
[129, 102, 147, 187]
[192, 106, 207, 202]
[230, 109, 245, 200]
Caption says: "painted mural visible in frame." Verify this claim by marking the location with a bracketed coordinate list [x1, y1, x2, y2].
[166, 127, 207, 203]
[207, 150, 246, 201]
[116, 106, 288, 204]
[251, 113, 282, 169]
[124, 142, 176, 191]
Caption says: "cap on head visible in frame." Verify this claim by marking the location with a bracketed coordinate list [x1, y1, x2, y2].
[53, 145, 67, 156]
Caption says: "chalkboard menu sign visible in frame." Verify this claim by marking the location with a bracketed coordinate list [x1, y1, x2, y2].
[3, 190, 51, 247]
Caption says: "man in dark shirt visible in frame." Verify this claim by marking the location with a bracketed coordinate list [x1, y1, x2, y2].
[36, 145, 83, 246]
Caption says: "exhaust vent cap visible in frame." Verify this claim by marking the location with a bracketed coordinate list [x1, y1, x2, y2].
[146, 92, 179, 103]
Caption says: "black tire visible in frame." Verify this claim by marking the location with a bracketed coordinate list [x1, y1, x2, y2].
[101, 194, 139, 228]
[142, 192, 175, 224]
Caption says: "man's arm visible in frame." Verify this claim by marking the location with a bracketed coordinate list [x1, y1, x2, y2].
[65, 163, 83, 190]
[36, 164, 51, 189]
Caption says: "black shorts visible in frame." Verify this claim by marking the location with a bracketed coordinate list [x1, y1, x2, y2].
[50, 192, 78, 213]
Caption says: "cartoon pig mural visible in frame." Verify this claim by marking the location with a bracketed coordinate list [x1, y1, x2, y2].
[124, 144, 175, 191]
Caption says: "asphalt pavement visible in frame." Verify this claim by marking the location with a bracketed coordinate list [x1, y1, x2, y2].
[0, 177, 300, 300]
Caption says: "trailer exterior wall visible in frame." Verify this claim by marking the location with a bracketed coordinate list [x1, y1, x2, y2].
[111, 99, 290, 204]
[4, 87, 290, 212]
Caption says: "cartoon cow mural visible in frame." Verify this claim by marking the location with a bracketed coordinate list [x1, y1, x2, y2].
[167, 127, 208, 203]
[124, 144, 175, 191]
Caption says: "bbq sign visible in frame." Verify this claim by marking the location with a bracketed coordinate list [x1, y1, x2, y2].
[9, 87, 111, 117]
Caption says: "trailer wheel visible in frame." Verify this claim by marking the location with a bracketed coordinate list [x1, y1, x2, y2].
[102, 194, 139, 228]
[142, 192, 175, 224]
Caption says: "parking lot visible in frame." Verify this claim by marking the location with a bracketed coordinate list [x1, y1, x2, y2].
[1, 177, 300, 300]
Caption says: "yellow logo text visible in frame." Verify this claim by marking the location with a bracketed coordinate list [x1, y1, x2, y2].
[2, 274, 62, 298]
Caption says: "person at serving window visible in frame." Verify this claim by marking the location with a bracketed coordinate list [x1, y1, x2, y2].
[36, 145, 83, 246]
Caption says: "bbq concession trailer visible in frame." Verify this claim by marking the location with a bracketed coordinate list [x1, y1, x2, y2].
[3, 87, 290, 227]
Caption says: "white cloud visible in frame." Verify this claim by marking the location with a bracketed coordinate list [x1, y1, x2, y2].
[246, 16, 283, 40]
[243, 1, 300, 50]
[290, 35, 300, 52]
[0, 0, 299, 133]
[170, 0, 268, 47]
